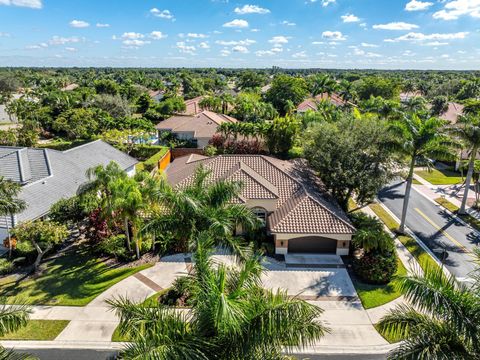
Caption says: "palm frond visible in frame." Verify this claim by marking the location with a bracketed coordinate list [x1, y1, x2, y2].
[0, 304, 31, 337]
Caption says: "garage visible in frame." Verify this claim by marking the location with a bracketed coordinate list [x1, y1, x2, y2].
[287, 236, 337, 254]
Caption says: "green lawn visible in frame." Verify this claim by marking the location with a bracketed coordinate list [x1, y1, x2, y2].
[374, 324, 403, 344]
[0, 246, 152, 306]
[351, 258, 407, 309]
[435, 197, 480, 233]
[414, 168, 463, 185]
[0, 320, 69, 340]
[369, 203, 440, 271]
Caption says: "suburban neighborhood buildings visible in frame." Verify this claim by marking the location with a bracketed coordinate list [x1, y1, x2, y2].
[166, 154, 354, 255]
[156, 110, 237, 149]
[296, 93, 350, 113]
[0, 140, 137, 241]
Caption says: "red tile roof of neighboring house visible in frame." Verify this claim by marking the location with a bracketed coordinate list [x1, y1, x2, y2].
[182, 96, 206, 115]
[165, 154, 354, 235]
[297, 93, 349, 112]
[440, 102, 464, 124]
[61, 83, 79, 91]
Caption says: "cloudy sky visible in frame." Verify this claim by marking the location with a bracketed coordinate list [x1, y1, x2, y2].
[0, 0, 479, 69]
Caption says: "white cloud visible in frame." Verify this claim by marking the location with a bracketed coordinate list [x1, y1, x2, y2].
[216, 39, 256, 46]
[232, 45, 249, 53]
[251, 28, 260, 32]
[341, 13, 360, 23]
[70, 20, 90, 28]
[322, 31, 346, 41]
[268, 36, 289, 45]
[281, 20, 296, 26]
[150, 31, 167, 40]
[0, 32, 11, 37]
[373, 22, 419, 30]
[220, 49, 231, 57]
[48, 36, 84, 45]
[150, 8, 175, 20]
[256, 50, 275, 56]
[121, 32, 144, 40]
[405, 0, 433, 11]
[234, 4, 270, 14]
[223, 19, 249, 28]
[311, 41, 324, 45]
[123, 39, 150, 48]
[321, 0, 336, 7]
[433, 0, 480, 20]
[387, 31, 469, 42]
[176, 41, 196, 54]
[292, 51, 307, 58]
[423, 41, 449, 46]
[0, 0, 42, 9]
[187, 33, 208, 38]
[361, 42, 379, 48]
[96, 23, 110, 28]
[198, 41, 210, 49]
[65, 47, 77, 52]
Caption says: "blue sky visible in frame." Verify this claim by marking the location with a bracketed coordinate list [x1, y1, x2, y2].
[0, 0, 479, 69]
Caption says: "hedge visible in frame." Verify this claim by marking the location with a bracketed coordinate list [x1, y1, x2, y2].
[143, 147, 169, 172]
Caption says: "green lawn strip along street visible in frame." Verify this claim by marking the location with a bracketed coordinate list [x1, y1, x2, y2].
[350, 258, 407, 309]
[369, 203, 440, 272]
[414, 168, 463, 185]
[0, 320, 69, 340]
[374, 324, 403, 344]
[0, 246, 152, 306]
[435, 197, 480, 232]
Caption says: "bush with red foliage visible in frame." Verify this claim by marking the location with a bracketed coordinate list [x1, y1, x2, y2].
[209, 134, 265, 155]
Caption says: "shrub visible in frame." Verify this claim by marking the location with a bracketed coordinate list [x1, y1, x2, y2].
[353, 250, 398, 285]
[97, 234, 131, 262]
[49, 197, 84, 224]
[0, 258, 14, 275]
[13, 241, 37, 265]
[142, 147, 169, 172]
[158, 276, 194, 307]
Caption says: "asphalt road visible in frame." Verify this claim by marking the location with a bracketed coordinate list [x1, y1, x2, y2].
[379, 180, 479, 280]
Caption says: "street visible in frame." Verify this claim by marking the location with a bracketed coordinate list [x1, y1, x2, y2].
[379, 181, 479, 280]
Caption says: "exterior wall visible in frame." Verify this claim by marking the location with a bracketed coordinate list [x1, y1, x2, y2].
[196, 137, 211, 149]
[171, 148, 204, 159]
[158, 150, 171, 171]
[126, 165, 136, 177]
[273, 233, 352, 255]
[244, 199, 278, 213]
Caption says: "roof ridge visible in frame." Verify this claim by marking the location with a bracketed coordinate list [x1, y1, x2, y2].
[62, 139, 102, 153]
[237, 161, 279, 197]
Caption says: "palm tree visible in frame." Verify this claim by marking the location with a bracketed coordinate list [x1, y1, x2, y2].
[0, 177, 27, 258]
[219, 93, 235, 114]
[0, 303, 32, 360]
[310, 74, 338, 97]
[144, 166, 260, 255]
[109, 233, 328, 359]
[449, 114, 480, 214]
[390, 114, 455, 233]
[377, 262, 480, 359]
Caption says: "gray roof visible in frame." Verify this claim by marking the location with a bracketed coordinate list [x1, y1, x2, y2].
[0, 140, 138, 225]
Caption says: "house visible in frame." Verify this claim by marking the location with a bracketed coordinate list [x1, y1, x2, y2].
[156, 110, 237, 149]
[0, 140, 137, 241]
[182, 96, 205, 115]
[400, 91, 422, 103]
[61, 83, 79, 92]
[148, 89, 165, 103]
[165, 154, 354, 255]
[440, 102, 464, 124]
[297, 93, 350, 113]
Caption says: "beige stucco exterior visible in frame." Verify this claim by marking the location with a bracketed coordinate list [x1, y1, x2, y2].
[273, 233, 352, 256]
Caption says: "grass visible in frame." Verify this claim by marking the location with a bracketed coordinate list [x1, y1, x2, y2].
[0, 246, 153, 306]
[351, 258, 407, 309]
[412, 178, 422, 185]
[0, 320, 69, 340]
[414, 167, 463, 185]
[374, 324, 403, 344]
[369, 203, 440, 271]
[435, 197, 480, 232]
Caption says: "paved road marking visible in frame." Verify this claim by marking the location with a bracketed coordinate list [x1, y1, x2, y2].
[414, 208, 471, 254]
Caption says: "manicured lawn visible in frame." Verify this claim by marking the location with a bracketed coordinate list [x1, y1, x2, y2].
[369, 203, 440, 271]
[414, 168, 463, 185]
[435, 197, 480, 233]
[374, 324, 403, 344]
[351, 258, 407, 309]
[0, 320, 69, 340]
[0, 247, 152, 306]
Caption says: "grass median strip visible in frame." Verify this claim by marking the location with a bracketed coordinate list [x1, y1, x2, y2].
[435, 197, 480, 232]
[0, 320, 69, 340]
[369, 203, 440, 271]
[414, 168, 463, 185]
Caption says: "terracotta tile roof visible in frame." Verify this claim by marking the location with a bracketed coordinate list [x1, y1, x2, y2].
[297, 93, 349, 112]
[440, 102, 464, 124]
[165, 154, 354, 235]
[182, 96, 205, 115]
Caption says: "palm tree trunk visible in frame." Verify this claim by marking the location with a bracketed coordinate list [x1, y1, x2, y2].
[124, 217, 132, 252]
[399, 157, 416, 234]
[459, 147, 477, 214]
[6, 215, 12, 258]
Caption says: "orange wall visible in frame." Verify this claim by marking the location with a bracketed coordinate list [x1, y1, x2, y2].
[158, 149, 171, 171]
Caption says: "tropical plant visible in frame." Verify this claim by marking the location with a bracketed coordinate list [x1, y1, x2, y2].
[378, 262, 480, 359]
[0, 302, 33, 360]
[109, 233, 328, 359]
[0, 177, 26, 258]
[389, 114, 456, 233]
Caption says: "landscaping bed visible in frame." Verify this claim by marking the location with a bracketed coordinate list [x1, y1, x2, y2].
[0, 320, 69, 340]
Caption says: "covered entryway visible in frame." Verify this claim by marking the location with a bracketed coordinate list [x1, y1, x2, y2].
[287, 236, 337, 254]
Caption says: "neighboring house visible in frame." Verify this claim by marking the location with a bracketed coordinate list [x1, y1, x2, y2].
[182, 96, 205, 115]
[0, 140, 137, 240]
[148, 90, 165, 103]
[0, 93, 23, 123]
[156, 110, 237, 149]
[61, 83, 79, 91]
[400, 91, 422, 103]
[166, 154, 354, 255]
[260, 84, 271, 93]
[440, 102, 464, 124]
[297, 93, 350, 113]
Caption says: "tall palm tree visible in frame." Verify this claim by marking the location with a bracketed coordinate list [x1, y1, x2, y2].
[377, 262, 480, 359]
[449, 114, 480, 214]
[144, 167, 260, 255]
[109, 233, 328, 360]
[0, 177, 27, 258]
[0, 303, 32, 360]
[390, 114, 455, 233]
[310, 74, 338, 97]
